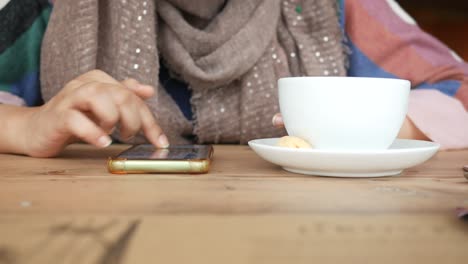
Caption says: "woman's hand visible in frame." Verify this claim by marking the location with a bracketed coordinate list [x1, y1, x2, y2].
[17, 70, 167, 157]
[397, 117, 430, 140]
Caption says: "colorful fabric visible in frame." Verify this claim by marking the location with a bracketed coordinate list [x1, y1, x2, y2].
[0, 0, 467, 148]
[0, 0, 51, 106]
[345, 0, 468, 149]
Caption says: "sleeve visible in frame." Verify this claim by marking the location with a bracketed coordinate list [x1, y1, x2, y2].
[0, 0, 52, 106]
[344, 0, 468, 149]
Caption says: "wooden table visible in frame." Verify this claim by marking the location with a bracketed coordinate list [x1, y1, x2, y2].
[0, 144, 467, 264]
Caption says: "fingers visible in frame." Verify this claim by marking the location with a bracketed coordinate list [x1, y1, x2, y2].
[76, 69, 121, 86]
[71, 85, 119, 132]
[113, 92, 167, 147]
[62, 110, 112, 148]
[121, 78, 155, 99]
[68, 81, 167, 147]
[68, 71, 155, 99]
[115, 94, 142, 140]
[139, 105, 169, 148]
[116, 98, 168, 147]
[120, 78, 140, 90]
[59, 71, 164, 147]
[272, 113, 284, 128]
[117, 79, 162, 144]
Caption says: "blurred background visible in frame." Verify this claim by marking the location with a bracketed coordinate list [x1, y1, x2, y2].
[398, 0, 468, 60]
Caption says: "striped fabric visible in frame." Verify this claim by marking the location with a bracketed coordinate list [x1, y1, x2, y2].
[346, 0, 468, 100]
[0, 0, 467, 148]
[0, 0, 51, 106]
[345, 0, 468, 149]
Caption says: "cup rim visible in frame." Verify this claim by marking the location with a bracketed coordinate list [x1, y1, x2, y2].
[278, 76, 410, 85]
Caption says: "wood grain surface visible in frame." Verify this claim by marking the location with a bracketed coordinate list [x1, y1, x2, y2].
[0, 144, 467, 263]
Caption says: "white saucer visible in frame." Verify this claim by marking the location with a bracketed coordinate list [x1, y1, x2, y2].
[248, 138, 440, 177]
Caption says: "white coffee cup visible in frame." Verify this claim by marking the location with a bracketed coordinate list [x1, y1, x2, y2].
[278, 77, 410, 150]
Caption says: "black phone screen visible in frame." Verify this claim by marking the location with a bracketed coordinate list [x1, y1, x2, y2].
[117, 144, 213, 160]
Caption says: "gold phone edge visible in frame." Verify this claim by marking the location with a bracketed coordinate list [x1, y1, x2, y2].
[107, 158, 211, 174]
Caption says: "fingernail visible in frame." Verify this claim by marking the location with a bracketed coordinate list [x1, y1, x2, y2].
[272, 114, 283, 127]
[97, 135, 112, 148]
[157, 134, 169, 148]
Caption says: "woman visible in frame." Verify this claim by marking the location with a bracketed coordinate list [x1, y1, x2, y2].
[0, 0, 467, 157]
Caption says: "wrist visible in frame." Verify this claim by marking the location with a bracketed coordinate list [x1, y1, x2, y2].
[0, 105, 38, 155]
[398, 116, 430, 141]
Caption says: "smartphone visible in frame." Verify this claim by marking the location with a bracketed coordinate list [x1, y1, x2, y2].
[107, 144, 213, 174]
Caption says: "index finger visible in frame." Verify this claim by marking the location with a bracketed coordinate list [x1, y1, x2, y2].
[139, 106, 169, 148]
[77, 69, 122, 86]
[121, 78, 155, 99]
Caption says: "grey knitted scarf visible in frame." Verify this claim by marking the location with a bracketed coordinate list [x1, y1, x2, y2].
[41, 0, 346, 144]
